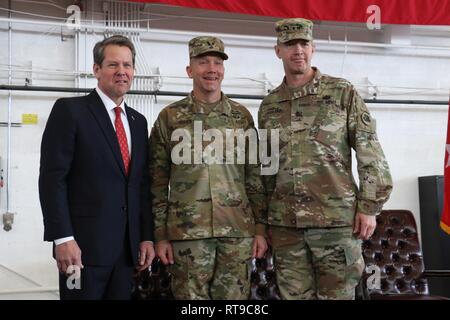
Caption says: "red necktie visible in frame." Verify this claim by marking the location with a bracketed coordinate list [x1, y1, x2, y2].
[114, 106, 130, 175]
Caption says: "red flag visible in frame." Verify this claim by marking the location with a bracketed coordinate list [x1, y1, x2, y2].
[130, 0, 450, 25]
[441, 98, 450, 235]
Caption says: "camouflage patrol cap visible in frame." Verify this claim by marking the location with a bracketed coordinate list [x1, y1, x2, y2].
[188, 36, 229, 60]
[275, 18, 313, 43]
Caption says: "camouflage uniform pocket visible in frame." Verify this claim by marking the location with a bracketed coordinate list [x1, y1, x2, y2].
[311, 96, 347, 146]
[246, 257, 254, 289]
[343, 240, 365, 289]
[169, 254, 191, 299]
[344, 242, 362, 265]
[270, 226, 301, 249]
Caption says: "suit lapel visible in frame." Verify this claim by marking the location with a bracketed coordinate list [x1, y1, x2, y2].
[87, 91, 127, 177]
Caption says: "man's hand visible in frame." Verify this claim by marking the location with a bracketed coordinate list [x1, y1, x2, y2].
[55, 240, 83, 274]
[156, 240, 174, 265]
[252, 235, 268, 259]
[137, 241, 155, 272]
[353, 212, 377, 240]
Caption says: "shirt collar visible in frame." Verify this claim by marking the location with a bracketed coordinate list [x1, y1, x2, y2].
[96, 87, 127, 115]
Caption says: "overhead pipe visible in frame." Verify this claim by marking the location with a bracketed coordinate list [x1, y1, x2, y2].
[0, 84, 448, 105]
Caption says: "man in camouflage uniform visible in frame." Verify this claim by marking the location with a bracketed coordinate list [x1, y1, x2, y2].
[259, 18, 393, 300]
[149, 36, 268, 300]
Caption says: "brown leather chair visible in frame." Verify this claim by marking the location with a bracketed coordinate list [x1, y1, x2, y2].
[358, 209, 450, 300]
[249, 248, 281, 300]
[132, 258, 174, 300]
[132, 249, 280, 300]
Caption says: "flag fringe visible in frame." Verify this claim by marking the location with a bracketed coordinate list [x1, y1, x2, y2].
[440, 221, 450, 235]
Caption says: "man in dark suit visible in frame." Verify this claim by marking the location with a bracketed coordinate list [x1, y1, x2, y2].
[39, 35, 154, 300]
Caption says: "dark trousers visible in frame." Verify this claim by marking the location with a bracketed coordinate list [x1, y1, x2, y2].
[59, 236, 134, 300]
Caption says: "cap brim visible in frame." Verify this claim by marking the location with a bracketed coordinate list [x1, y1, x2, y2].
[192, 50, 228, 60]
[278, 35, 313, 43]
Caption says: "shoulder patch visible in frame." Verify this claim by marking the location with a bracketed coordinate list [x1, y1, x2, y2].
[361, 112, 371, 125]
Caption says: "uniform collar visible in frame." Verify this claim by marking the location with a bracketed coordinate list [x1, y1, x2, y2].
[272, 67, 322, 102]
[188, 91, 231, 116]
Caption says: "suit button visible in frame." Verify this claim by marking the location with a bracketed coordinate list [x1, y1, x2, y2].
[122, 206, 127, 211]
[291, 219, 296, 225]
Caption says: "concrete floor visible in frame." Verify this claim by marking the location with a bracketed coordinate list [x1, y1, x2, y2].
[0, 263, 59, 300]
[0, 291, 59, 300]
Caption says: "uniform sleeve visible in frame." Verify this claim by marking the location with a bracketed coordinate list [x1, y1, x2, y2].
[245, 111, 267, 236]
[347, 87, 393, 216]
[257, 104, 277, 202]
[149, 111, 171, 241]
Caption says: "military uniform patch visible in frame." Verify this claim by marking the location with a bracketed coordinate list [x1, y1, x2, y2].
[361, 112, 371, 125]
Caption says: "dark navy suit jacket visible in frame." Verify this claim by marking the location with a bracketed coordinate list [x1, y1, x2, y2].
[39, 90, 153, 266]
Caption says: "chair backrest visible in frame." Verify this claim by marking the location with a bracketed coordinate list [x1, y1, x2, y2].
[132, 253, 281, 300]
[361, 210, 429, 297]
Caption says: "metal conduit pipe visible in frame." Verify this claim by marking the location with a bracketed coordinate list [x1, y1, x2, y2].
[3, 0, 14, 231]
[0, 84, 448, 105]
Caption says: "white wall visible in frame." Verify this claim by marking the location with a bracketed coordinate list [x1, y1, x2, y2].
[0, 3, 448, 297]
